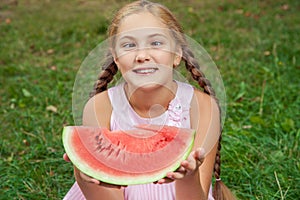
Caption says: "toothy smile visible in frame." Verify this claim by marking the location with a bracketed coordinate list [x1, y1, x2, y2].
[133, 68, 158, 74]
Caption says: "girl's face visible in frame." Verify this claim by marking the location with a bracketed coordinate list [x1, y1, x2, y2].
[113, 12, 182, 90]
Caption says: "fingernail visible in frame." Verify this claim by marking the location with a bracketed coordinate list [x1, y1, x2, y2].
[158, 179, 165, 184]
[91, 179, 100, 185]
[181, 160, 188, 166]
[199, 148, 205, 155]
[167, 173, 173, 179]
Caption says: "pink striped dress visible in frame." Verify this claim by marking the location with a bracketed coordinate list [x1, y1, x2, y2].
[64, 81, 214, 200]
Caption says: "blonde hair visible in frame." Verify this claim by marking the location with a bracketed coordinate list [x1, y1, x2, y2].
[91, 1, 236, 199]
[108, 0, 184, 46]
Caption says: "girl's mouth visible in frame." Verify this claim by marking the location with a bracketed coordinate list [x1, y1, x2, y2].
[132, 68, 158, 74]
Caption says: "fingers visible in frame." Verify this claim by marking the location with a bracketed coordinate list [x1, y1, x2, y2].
[158, 148, 206, 182]
[74, 167, 124, 189]
[157, 166, 189, 182]
[74, 166, 99, 184]
[189, 148, 205, 168]
[67, 156, 123, 188]
[181, 155, 196, 172]
[100, 182, 126, 189]
[194, 148, 205, 164]
[63, 153, 71, 162]
[65, 155, 99, 185]
[180, 148, 205, 172]
[166, 171, 186, 180]
[78, 171, 100, 185]
[154, 178, 172, 184]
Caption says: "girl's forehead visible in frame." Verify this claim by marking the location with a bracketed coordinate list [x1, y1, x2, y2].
[116, 27, 172, 41]
[117, 12, 168, 34]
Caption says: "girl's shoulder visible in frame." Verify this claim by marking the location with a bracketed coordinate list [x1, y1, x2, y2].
[192, 87, 218, 107]
[82, 91, 112, 128]
[190, 87, 221, 154]
[191, 88, 220, 121]
[177, 81, 217, 108]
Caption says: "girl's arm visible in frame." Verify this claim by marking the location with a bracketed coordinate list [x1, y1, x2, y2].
[175, 89, 220, 200]
[76, 91, 124, 200]
[74, 167, 124, 200]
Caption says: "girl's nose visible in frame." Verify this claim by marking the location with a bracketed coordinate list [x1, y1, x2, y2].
[135, 48, 150, 62]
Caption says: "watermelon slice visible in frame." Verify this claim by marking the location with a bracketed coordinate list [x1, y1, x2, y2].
[62, 125, 195, 185]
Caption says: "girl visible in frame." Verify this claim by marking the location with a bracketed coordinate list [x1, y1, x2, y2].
[64, 0, 236, 199]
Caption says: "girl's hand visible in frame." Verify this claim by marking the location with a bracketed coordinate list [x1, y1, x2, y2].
[63, 153, 125, 189]
[154, 148, 205, 184]
[63, 153, 71, 162]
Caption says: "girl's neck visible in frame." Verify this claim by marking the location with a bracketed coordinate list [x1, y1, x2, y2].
[124, 81, 177, 118]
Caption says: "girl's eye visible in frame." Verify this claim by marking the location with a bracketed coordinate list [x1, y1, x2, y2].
[122, 43, 136, 49]
[151, 41, 163, 47]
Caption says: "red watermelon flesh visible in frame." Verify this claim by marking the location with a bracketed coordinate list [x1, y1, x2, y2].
[62, 125, 195, 185]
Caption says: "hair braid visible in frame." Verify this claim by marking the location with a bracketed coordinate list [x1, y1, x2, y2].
[213, 135, 223, 200]
[182, 45, 226, 199]
[90, 53, 118, 97]
[182, 46, 216, 96]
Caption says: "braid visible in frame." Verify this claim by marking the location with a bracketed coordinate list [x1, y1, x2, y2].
[182, 45, 224, 199]
[182, 46, 216, 96]
[89, 53, 118, 97]
[213, 135, 222, 200]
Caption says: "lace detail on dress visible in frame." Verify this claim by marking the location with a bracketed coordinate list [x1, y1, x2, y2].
[167, 98, 182, 127]
[166, 81, 193, 128]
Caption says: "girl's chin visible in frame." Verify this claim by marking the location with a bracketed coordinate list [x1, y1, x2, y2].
[130, 82, 163, 90]
[126, 79, 174, 93]
[123, 72, 174, 91]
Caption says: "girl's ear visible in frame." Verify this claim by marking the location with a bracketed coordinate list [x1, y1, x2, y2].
[110, 48, 119, 67]
[173, 47, 183, 67]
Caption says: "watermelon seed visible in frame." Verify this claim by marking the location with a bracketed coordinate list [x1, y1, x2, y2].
[99, 143, 112, 155]
[115, 148, 121, 157]
[107, 148, 114, 157]
[95, 135, 103, 143]
[96, 146, 103, 152]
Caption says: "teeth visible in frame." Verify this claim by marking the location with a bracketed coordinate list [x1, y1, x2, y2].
[134, 68, 156, 74]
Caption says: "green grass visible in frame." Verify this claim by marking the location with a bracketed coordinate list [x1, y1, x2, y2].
[0, 0, 299, 199]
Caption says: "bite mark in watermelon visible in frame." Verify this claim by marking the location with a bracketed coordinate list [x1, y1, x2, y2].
[62, 125, 195, 185]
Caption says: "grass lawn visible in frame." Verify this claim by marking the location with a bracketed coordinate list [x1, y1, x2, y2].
[0, 0, 299, 199]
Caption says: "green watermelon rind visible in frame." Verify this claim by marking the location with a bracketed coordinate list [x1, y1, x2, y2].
[62, 126, 195, 185]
